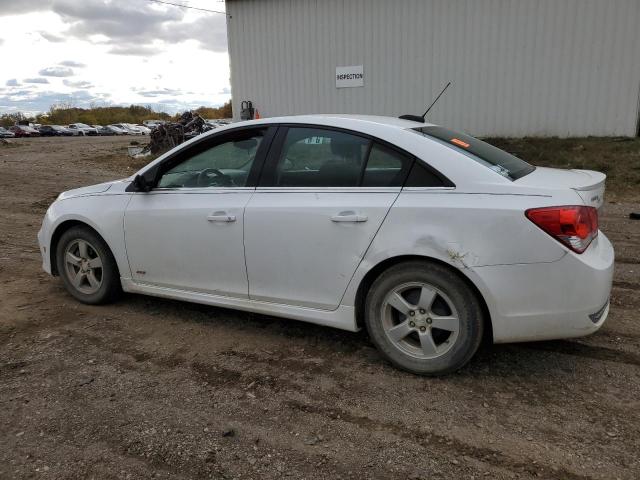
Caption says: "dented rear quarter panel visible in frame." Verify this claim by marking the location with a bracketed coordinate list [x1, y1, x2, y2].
[341, 188, 579, 309]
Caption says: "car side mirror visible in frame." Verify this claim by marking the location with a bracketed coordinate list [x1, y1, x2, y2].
[132, 174, 153, 192]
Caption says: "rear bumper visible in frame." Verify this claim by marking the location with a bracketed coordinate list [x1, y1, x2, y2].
[474, 233, 614, 343]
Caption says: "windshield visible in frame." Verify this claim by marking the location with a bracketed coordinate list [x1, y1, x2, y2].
[411, 126, 535, 180]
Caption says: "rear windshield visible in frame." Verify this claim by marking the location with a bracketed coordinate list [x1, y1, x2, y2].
[411, 126, 535, 180]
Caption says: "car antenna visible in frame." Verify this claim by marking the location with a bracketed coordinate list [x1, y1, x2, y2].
[399, 81, 451, 123]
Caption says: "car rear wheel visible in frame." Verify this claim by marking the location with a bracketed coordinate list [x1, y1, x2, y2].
[56, 226, 121, 304]
[365, 261, 484, 375]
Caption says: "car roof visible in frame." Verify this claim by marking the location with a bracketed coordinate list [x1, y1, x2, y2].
[243, 114, 434, 130]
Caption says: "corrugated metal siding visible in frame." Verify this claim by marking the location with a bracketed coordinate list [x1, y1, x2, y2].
[226, 0, 640, 137]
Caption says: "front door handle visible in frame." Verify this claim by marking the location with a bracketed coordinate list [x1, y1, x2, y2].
[207, 212, 236, 222]
[330, 211, 368, 223]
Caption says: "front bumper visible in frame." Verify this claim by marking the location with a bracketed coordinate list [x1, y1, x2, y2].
[475, 233, 614, 343]
[37, 208, 55, 275]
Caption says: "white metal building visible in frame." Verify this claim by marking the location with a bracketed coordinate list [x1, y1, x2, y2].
[226, 0, 640, 137]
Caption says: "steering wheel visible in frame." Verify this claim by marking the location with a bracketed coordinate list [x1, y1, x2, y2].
[196, 168, 234, 187]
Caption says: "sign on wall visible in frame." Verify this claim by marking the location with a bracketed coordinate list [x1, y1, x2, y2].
[336, 65, 364, 88]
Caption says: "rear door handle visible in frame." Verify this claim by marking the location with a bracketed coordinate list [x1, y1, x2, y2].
[330, 212, 368, 223]
[207, 212, 236, 222]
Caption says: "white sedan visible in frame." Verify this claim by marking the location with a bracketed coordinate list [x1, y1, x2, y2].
[37, 115, 614, 375]
[112, 123, 143, 135]
[67, 123, 99, 136]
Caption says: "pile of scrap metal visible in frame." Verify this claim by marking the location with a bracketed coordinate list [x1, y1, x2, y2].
[132, 111, 212, 158]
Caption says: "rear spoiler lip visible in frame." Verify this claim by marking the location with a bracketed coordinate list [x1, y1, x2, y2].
[568, 169, 606, 191]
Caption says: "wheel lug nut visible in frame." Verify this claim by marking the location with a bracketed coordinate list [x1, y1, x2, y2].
[419, 309, 426, 314]
[409, 311, 415, 317]
[409, 321, 415, 327]
[427, 318, 432, 324]
[419, 326, 426, 332]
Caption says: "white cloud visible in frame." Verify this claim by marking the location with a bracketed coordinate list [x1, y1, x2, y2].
[24, 78, 50, 84]
[39, 66, 75, 77]
[63, 79, 93, 88]
[108, 45, 159, 56]
[59, 60, 86, 67]
[0, 2, 232, 115]
[39, 31, 65, 42]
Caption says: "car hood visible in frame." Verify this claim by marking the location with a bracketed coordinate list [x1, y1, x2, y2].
[57, 179, 128, 200]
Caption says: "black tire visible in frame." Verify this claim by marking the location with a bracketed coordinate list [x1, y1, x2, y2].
[365, 261, 484, 375]
[55, 226, 121, 304]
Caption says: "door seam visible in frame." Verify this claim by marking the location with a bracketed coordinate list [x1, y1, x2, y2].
[335, 190, 403, 308]
[242, 190, 256, 298]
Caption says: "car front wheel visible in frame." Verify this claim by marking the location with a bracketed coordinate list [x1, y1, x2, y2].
[56, 226, 121, 304]
[365, 261, 484, 375]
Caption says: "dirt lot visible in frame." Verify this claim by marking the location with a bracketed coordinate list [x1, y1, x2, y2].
[1, 136, 639, 480]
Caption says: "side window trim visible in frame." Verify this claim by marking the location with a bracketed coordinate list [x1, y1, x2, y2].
[256, 125, 288, 188]
[147, 126, 277, 189]
[357, 141, 375, 186]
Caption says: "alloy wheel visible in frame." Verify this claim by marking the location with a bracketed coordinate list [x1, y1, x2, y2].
[64, 239, 103, 295]
[381, 282, 460, 360]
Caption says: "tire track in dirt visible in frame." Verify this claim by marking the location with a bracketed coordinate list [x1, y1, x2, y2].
[285, 399, 594, 480]
[62, 324, 626, 480]
[613, 280, 640, 291]
[33, 327, 406, 479]
[615, 257, 640, 265]
[521, 340, 640, 366]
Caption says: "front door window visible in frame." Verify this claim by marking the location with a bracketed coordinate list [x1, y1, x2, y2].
[157, 131, 265, 188]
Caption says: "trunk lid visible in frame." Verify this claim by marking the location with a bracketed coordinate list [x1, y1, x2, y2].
[516, 167, 606, 208]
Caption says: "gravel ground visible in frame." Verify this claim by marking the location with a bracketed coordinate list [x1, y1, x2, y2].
[1, 136, 639, 480]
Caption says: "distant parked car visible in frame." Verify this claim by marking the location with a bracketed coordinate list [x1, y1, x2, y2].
[206, 119, 231, 127]
[18, 121, 41, 129]
[123, 123, 146, 135]
[0, 126, 15, 138]
[112, 123, 143, 135]
[134, 124, 151, 135]
[38, 125, 74, 137]
[105, 125, 127, 135]
[10, 125, 40, 137]
[68, 123, 99, 136]
[143, 119, 165, 128]
[92, 125, 115, 136]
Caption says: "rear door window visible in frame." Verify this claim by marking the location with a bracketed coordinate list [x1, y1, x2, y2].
[271, 128, 370, 187]
[411, 126, 535, 180]
[262, 127, 417, 188]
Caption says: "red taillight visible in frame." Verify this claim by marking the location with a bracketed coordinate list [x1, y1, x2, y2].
[525, 206, 598, 254]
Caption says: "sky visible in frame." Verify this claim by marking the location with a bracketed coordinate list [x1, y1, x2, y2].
[0, 0, 231, 115]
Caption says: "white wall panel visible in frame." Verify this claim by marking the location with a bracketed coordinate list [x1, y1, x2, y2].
[227, 0, 640, 137]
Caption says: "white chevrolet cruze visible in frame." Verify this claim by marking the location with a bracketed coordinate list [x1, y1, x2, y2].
[38, 115, 614, 375]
